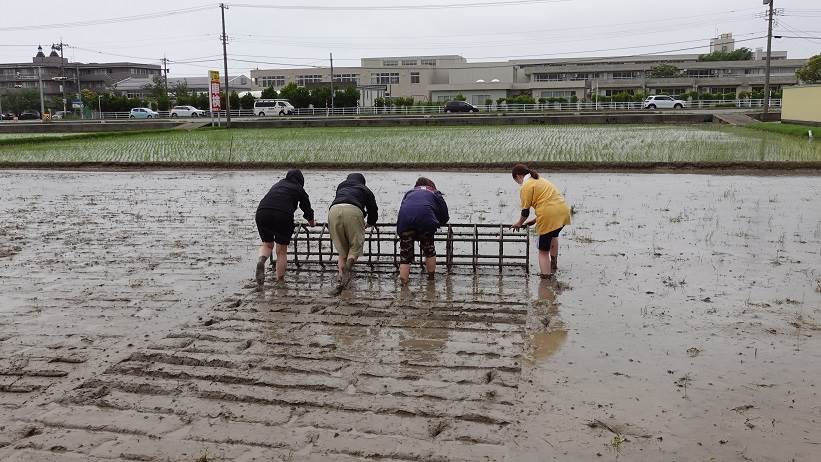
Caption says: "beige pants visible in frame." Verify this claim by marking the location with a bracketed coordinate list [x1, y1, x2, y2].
[329, 204, 365, 259]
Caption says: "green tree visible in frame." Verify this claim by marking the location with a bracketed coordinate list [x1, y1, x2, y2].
[261, 86, 278, 98]
[279, 83, 312, 108]
[171, 81, 191, 105]
[796, 54, 821, 83]
[484, 98, 493, 106]
[3, 89, 40, 114]
[454, 93, 466, 101]
[80, 88, 97, 110]
[239, 92, 256, 109]
[698, 47, 753, 62]
[648, 64, 683, 78]
[334, 85, 360, 107]
[311, 86, 332, 107]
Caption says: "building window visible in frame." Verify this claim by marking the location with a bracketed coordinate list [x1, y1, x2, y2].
[420, 59, 437, 66]
[436, 95, 452, 102]
[540, 90, 574, 98]
[401, 59, 417, 66]
[130, 68, 151, 75]
[611, 71, 642, 80]
[533, 73, 564, 82]
[371, 73, 400, 85]
[383, 60, 398, 67]
[333, 74, 358, 84]
[259, 76, 285, 87]
[569, 73, 592, 81]
[686, 69, 717, 78]
[603, 89, 635, 96]
[471, 94, 491, 105]
[296, 74, 323, 86]
[701, 87, 736, 95]
[410, 72, 420, 84]
[653, 88, 688, 95]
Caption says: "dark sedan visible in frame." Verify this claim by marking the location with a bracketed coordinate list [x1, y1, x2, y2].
[18, 110, 41, 120]
[443, 101, 479, 113]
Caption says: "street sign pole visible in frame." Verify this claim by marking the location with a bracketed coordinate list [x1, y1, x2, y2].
[209, 70, 222, 128]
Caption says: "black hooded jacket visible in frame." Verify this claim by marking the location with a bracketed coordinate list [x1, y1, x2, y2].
[330, 173, 379, 226]
[257, 169, 315, 221]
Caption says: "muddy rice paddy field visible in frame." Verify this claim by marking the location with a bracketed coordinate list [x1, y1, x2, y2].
[0, 170, 819, 461]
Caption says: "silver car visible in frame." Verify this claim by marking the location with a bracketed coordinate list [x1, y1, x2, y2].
[129, 107, 159, 119]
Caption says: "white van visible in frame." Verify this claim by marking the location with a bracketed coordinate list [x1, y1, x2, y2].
[254, 99, 295, 116]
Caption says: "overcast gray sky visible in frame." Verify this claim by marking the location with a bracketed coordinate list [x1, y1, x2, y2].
[1, 0, 819, 77]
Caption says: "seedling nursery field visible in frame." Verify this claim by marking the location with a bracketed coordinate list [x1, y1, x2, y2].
[0, 123, 819, 165]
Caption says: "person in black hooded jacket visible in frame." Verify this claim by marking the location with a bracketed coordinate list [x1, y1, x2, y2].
[255, 169, 315, 286]
[328, 173, 378, 290]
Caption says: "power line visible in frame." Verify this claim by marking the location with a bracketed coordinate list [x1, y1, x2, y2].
[229, 0, 570, 11]
[231, 7, 760, 42]
[0, 6, 213, 32]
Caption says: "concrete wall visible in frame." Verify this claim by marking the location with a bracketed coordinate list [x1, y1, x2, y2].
[782, 85, 821, 125]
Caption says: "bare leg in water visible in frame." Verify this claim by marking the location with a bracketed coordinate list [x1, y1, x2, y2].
[538, 250, 551, 277]
[274, 244, 288, 281]
[550, 237, 559, 272]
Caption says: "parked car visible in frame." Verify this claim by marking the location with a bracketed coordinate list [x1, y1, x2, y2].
[129, 107, 159, 119]
[52, 111, 68, 120]
[643, 95, 686, 110]
[18, 110, 41, 120]
[170, 105, 206, 118]
[254, 99, 294, 116]
[0, 112, 15, 120]
[443, 101, 479, 113]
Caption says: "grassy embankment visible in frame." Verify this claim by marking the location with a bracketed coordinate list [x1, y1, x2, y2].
[0, 124, 818, 166]
[746, 122, 816, 138]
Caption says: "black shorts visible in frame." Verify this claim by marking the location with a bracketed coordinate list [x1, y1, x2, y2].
[255, 209, 295, 245]
[399, 230, 436, 264]
[537, 227, 563, 252]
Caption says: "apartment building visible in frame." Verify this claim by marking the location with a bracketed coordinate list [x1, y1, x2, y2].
[250, 41, 807, 105]
[0, 45, 161, 101]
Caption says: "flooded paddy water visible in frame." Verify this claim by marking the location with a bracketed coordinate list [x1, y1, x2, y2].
[0, 170, 819, 461]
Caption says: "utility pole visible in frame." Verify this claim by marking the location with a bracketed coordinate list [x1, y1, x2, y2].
[161, 56, 169, 96]
[763, 0, 774, 114]
[76, 65, 82, 119]
[37, 66, 45, 117]
[330, 52, 335, 113]
[220, 3, 231, 128]
[54, 42, 69, 114]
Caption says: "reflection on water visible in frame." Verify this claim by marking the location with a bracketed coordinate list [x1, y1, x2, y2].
[525, 278, 568, 363]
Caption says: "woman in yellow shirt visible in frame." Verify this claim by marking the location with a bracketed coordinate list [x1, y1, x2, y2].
[510, 163, 571, 278]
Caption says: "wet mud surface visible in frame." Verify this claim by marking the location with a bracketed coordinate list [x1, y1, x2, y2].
[1, 170, 819, 461]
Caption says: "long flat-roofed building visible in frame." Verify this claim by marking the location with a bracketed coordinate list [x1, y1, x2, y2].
[250, 40, 806, 105]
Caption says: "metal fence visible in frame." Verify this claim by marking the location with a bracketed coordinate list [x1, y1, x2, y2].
[91, 98, 782, 120]
[281, 223, 531, 274]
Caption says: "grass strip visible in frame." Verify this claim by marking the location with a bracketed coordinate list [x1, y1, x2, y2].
[0, 128, 183, 147]
[746, 122, 816, 138]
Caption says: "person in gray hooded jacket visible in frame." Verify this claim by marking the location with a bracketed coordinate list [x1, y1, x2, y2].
[328, 173, 378, 291]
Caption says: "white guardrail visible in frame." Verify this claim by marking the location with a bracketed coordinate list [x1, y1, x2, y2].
[88, 99, 781, 120]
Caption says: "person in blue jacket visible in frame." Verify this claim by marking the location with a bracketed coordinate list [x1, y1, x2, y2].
[397, 177, 450, 285]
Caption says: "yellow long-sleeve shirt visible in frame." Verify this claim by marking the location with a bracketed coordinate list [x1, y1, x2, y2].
[520, 176, 571, 235]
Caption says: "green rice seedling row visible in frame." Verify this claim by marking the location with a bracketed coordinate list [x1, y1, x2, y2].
[0, 125, 818, 164]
